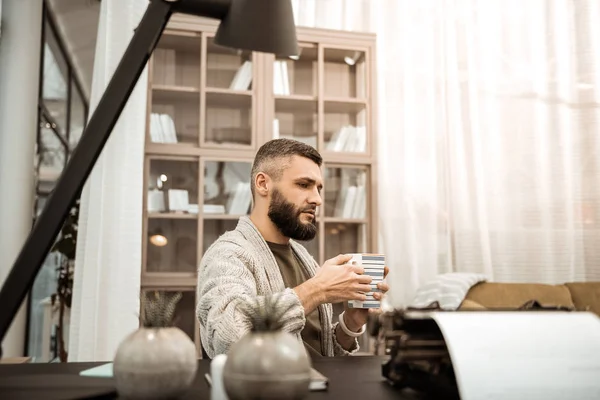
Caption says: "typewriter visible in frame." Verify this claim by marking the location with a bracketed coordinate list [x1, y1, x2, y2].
[368, 309, 460, 399]
[367, 302, 576, 399]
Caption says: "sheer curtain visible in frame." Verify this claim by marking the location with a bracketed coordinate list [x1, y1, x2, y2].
[295, 0, 600, 306]
[68, 0, 147, 361]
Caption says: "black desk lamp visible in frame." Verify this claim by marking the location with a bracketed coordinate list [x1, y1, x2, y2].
[0, 0, 298, 358]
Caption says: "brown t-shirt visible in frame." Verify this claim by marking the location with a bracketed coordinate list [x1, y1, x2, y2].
[267, 241, 323, 358]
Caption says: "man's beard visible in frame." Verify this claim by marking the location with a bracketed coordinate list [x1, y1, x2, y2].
[268, 188, 317, 241]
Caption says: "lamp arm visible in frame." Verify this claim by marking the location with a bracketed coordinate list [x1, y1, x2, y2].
[0, 0, 175, 352]
[175, 0, 231, 20]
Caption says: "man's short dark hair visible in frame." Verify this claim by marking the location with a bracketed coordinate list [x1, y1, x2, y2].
[250, 139, 322, 198]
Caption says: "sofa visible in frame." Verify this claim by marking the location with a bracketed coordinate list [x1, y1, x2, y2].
[459, 281, 600, 317]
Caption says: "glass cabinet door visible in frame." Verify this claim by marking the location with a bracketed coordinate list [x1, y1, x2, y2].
[145, 158, 199, 273]
[205, 36, 253, 91]
[202, 160, 252, 254]
[322, 48, 368, 154]
[323, 48, 366, 99]
[324, 101, 367, 153]
[202, 36, 254, 148]
[273, 44, 317, 97]
[324, 223, 368, 261]
[149, 32, 201, 146]
[146, 218, 198, 273]
[324, 166, 368, 219]
[203, 160, 252, 216]
[272, 44, 318, 148]
[323, 166, 369, 260]
[202, 219, 238, 256]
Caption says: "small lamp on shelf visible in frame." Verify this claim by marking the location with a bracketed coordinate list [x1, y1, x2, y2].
[150, 230, 168, 247]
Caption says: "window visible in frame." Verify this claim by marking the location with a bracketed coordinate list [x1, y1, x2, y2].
[27, 2, 89, 362]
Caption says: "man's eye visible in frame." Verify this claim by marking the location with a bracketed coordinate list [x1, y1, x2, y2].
[298, 183, 309, 188]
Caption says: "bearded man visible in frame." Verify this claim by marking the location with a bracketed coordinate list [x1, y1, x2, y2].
[196, 139, 389, 358]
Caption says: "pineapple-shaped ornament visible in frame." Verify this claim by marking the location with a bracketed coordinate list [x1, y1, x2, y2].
[113, 291, 197, 399]
[223, 294, 312, 400]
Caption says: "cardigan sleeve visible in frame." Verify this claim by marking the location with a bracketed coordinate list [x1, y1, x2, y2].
[196, 241, 306, 358]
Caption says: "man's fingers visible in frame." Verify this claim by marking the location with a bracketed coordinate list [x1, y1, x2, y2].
[350, 265, 365, 275]
[357, 284, 372, 293]
[352, 292, 367, 301]
[357, 274, 372, 284]
[377, 282, 389, 293]
[373, 291, 388, 301]
[333, 254, 353, 265]
[384, 266, 389, 278]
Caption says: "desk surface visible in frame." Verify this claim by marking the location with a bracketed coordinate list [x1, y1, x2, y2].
[0, 355, 425, 400]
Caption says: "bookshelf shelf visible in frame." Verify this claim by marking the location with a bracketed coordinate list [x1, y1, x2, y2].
[202, 214, 246, 220]
[153, 84, 200, 93]
[205, 90, 252, 109]
[205, 87, 252, 96]
[152, 88, 200, 104]
[324, 98, 367, 113]
[142, 18, 378, 357]
[275, 96, 317, 113]
[145, 143, 197, 156]
[141, 275, 197, 287]
[323, 217, 368, 224]
[148, 213, 198, 220]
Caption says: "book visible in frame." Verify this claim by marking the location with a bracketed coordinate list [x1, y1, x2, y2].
[309, 367, 328, 391]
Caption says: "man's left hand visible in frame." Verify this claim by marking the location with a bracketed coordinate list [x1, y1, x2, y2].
[343, 266, 390, 332]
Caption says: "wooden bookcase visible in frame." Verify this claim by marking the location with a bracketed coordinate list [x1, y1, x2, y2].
[141, 14, 378, 356]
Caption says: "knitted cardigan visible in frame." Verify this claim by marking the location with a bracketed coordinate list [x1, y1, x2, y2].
[196, 216, 359, 358]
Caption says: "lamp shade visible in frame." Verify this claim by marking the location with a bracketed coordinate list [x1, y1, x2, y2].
[214, 0, 299, 56]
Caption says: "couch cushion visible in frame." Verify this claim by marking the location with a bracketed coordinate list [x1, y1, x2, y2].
[564, 282, 600, 316]
[458, 299, 487, 310]
[464, 282, 575, 309]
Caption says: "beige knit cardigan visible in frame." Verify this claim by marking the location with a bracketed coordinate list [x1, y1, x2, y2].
[196, 216, 358, 358]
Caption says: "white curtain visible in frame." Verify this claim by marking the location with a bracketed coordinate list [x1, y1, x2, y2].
[69, 0, 147, 362]
[294, 0, 600, 306]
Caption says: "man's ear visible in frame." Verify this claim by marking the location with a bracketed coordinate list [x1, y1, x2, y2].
[254, 172, 270, 197]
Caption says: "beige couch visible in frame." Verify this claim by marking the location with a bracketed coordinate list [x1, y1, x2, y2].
[460, 282, 600, 317]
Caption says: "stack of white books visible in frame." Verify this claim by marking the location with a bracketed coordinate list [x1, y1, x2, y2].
[326, 125, 366, 152]
[203, 204, 226, 214]
[226, 182, 252, 215]
[229, 61, 253, 90]
[149, 113, 178, 143]
[167, 189, 189, 212]
[333, 185, 366, 219]
[273, 60, 290, 95]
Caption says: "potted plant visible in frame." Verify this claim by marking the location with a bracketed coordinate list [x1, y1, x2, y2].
[113, 291, 197, 399]
[50, 198, 80, 362]
[223, 294, 312, 400]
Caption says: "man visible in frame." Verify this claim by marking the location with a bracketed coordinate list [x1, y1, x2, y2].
[196, 139, 389, 358]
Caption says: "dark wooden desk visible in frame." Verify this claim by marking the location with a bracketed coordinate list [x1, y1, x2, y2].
[0, 355, 426, 400]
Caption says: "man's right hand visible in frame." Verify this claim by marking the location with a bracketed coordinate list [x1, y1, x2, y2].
[312, 254, 372, 303]
[294, 254, 372, 315]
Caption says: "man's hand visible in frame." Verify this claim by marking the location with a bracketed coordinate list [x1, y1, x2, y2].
[293, 254, 373, 315]
[313, 254, 375, 303]
[343, 266, 390, 332]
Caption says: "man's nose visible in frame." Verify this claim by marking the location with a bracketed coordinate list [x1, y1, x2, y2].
[309, 188, 322, 207]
